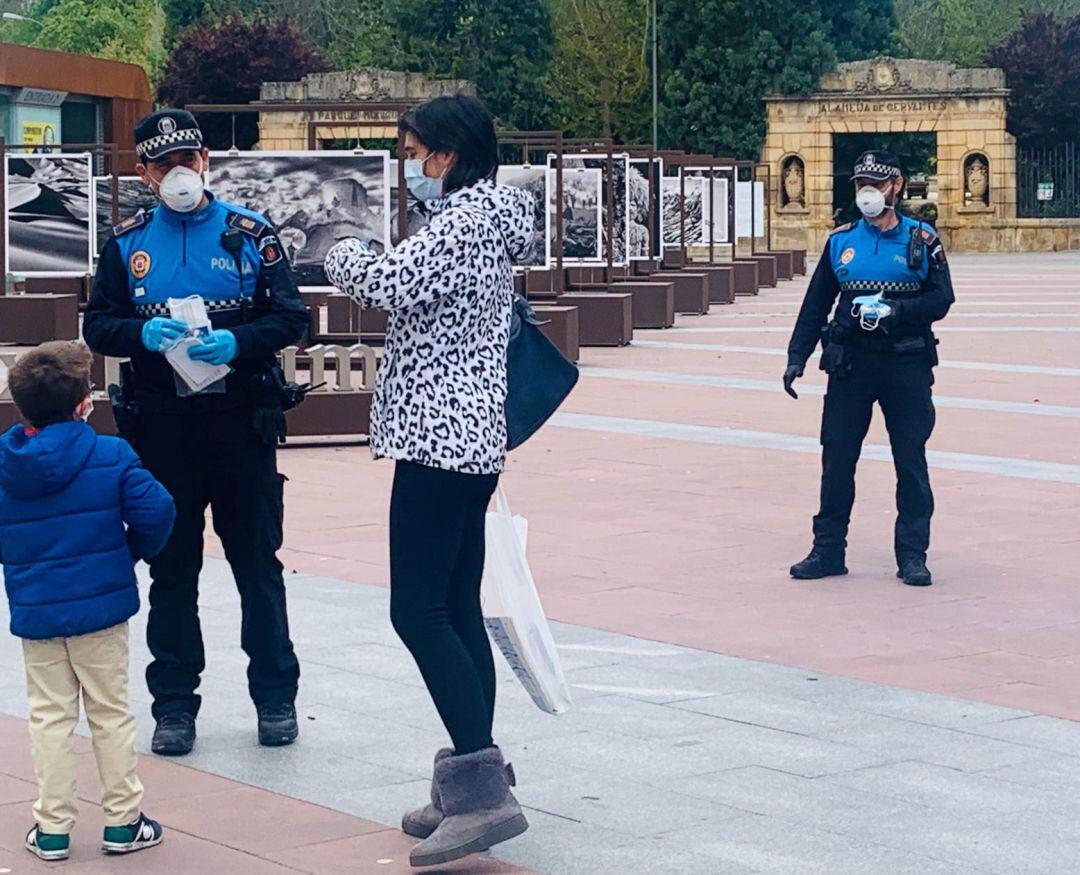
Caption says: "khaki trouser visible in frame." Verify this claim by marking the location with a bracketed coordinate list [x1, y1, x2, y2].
[22, 621, 143, 834]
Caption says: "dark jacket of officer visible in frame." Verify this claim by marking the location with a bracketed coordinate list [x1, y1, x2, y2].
[84, 194, 308, 403]
[787, 214, 955, 369]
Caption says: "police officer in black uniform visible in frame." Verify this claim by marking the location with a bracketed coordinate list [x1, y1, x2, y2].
[784, 151, 955, 587]
[84, 110, 309, 754]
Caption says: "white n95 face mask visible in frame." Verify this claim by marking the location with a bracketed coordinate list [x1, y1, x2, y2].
[855, 185, 891, 218]
[156, 165, 205, 213]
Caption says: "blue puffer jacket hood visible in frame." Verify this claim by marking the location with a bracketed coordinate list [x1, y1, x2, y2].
[0, 421, 96, 499]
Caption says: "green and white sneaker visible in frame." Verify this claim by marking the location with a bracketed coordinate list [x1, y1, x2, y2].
[25, 825, 70, 861]
[102, 813, 163, 854]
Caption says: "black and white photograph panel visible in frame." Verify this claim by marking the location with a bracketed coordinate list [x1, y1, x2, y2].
[548, 167, 602, 261]
[496, 164, 549, 268]
[628, 158, 662, 260]
[209, 151, 391, 288]
[661, 175, 705, 247]
[4, 153, 93, 276]
[388, 159, 434, 246]
[685, 169, 731, 245]
[92, 176, 158, 258]
[549, 153, 630, 265]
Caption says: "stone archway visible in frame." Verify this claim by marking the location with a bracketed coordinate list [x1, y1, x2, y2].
[762, 57, 1015, 253]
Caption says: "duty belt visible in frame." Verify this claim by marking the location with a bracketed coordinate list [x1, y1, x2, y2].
[134, 297, 246, 318]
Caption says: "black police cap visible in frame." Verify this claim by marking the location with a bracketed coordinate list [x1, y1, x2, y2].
[134, 109, 203, 161]
[851, 150, 902, 182]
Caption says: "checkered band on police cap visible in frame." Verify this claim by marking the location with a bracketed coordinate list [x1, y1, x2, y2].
[134, 110, 203, 160]
[850, 150, 902, 181]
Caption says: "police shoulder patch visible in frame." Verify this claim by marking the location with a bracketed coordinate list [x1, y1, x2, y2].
[829, 221, 855, 235]
[258, 234, 283, 266]
[113, 209, 149, 237]
[916, 224, 947, 265]
[226, 211, 269, 238]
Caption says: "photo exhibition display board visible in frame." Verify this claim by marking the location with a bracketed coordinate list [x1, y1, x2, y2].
[5, 153, 93, 277]
[548, 153, 630, 266]
[209, 150, 391, 289]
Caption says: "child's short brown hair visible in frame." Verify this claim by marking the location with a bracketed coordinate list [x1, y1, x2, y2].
[7, 341, 94, 429]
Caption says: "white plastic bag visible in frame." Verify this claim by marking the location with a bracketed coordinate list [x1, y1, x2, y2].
[481, 486, 572, 715]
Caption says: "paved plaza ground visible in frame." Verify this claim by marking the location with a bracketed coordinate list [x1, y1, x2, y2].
[2, 251, 1080, 873]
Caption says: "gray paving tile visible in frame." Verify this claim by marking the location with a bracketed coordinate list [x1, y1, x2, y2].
[839, 805, 1080, 874]
[825, 759, 1059, 819]
[807, 683, 1033, 729]
[492, 808, 662, 875]
[517, 770, 745, 839]
[977, 751, 1080, 795]
[657, 816, 994, 875]
[678, 765, 924, 825]
[967, 714, 1080, 755]
[817, 712, 1049, 773]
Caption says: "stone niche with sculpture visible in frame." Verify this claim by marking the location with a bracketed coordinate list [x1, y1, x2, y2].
[962, 152, 992, 210]
[779, 154, 808, 211]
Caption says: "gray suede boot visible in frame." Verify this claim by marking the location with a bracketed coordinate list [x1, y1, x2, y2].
[408, 747, 528, 867]
[401, 747, 453, 839]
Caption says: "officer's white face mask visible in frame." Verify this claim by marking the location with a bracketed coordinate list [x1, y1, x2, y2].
[855, 185, 892, 218]
[154, 165, 206, 213]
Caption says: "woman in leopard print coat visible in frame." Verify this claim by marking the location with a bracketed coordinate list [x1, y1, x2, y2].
[323, 95, 532, 866]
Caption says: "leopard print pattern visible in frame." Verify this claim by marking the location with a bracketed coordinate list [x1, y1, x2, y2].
[325, 178, 533, 475]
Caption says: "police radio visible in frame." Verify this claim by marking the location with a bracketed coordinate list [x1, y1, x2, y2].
[907, 227, 925, 271]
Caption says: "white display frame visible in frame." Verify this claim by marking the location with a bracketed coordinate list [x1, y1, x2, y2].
[628, 156, 664, 261]
[547, 153, 631, 267]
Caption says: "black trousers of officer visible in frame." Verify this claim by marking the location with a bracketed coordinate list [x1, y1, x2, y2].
[136, 403, 299, 720]
[813, 347, 936, 562]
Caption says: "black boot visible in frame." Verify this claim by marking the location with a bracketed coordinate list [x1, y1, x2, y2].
[897, 557, 933, 587]
[257, 703, 299, 747]
[790, 549, 848, 580]
[151, 713, 196, 756]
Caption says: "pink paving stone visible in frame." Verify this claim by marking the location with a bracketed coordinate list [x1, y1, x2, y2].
[194, 255, 1080, 723]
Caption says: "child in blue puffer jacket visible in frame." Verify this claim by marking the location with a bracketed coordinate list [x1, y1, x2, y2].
[0, 341, 175, 862]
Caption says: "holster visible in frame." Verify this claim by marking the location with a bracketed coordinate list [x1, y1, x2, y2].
[819, 324, 851, 377]
[107, 362, 142, 446]
[248, 367, 289, 447]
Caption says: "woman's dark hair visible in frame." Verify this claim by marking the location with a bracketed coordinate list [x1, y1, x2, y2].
[399, 94, 498, 194]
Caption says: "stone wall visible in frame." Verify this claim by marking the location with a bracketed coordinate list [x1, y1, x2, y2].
[759, 57, 1066, 254]
[256, 68, 477, 151]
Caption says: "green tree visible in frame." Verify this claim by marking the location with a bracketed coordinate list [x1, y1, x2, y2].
[984, 11, 1080, 147]
[1, 0, 166, 74]
[378, 0, 555, 130]
[547, 0, 650, 142]
[659, 0, 894, 158]
[895, 0, 1080, 66]
[157, 14, 330, 148]
[201, 0, 395, 68]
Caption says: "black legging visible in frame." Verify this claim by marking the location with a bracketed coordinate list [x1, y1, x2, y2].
[389, 460, 499, 755]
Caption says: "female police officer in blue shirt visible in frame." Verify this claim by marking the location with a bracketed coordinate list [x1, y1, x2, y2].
[84, 110, 308, 754]
[783, 151, 955, 587]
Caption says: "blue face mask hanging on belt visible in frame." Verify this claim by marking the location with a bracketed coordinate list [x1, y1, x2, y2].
[404, 155, 444, 202]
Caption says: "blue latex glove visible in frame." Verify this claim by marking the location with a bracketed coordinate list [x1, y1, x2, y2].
[187, 329, 238, 365]
[141, 317, 189, 353]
